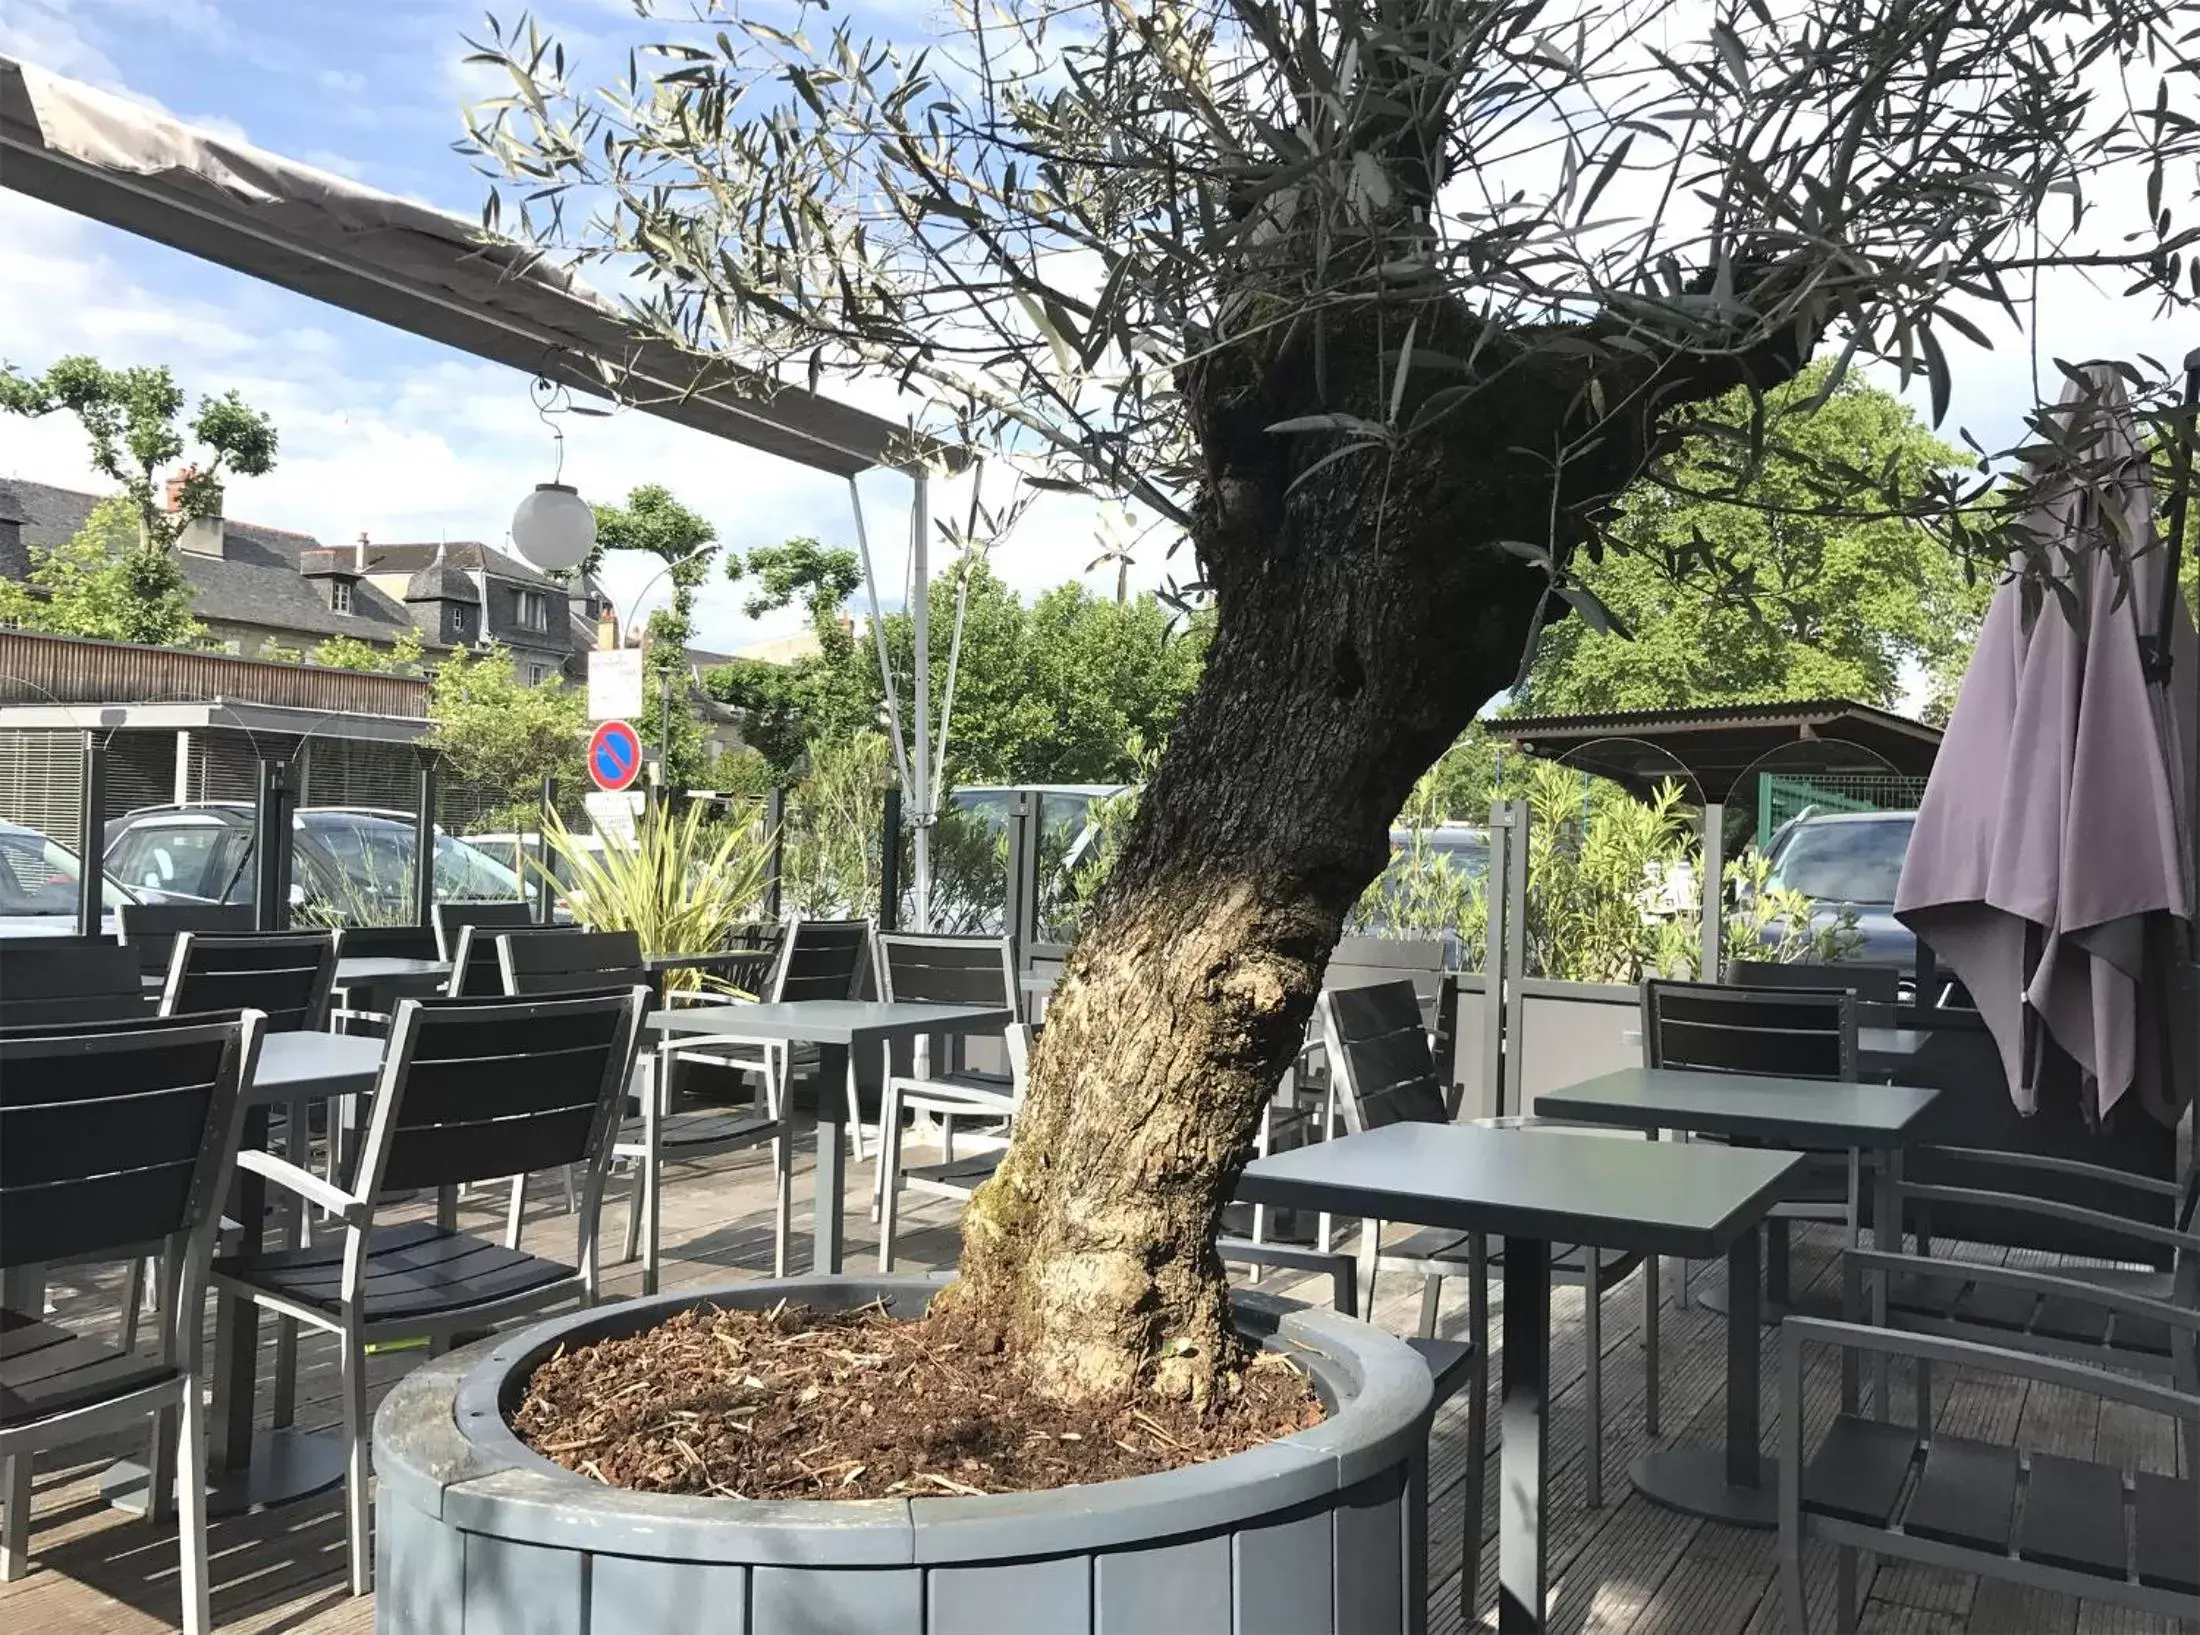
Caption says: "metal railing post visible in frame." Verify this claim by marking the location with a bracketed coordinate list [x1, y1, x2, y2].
[765, 785, 787, 921]
[254, 757, 295, 932]
[879, 785, 903, 931]
[535, 775, 558, 921]
[412, 751, 440, 929]
[76, 731, 108, 938]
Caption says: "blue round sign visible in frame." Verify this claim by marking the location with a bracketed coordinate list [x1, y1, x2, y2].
[587, 719, 644, 792]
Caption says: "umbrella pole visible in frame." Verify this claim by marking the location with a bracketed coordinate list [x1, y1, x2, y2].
[2164, 351, 2200, 1130]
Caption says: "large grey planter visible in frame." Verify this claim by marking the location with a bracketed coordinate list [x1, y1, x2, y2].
[374, 1274, 1436, 1635]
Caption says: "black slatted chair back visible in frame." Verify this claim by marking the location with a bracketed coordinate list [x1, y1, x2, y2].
[336, 924, 439, 962]
[1642, 979, 1857, 1080]
[357, 991, 641, 1196]
[1727, 960, 1900, 1017]
[0, 1010, 259, 1269]
[435, 902, 539, 963]
[0, 940, 147, 1028]
[448, 920, 573, 998]
[496, 927, 649, 999]
[772, 917, 870, 1003]
[116, 900, 256, 979]
[163, 931, 338, 1034]
[873, 932, 1016, 1009]
[1320, 979, 1451, 1130]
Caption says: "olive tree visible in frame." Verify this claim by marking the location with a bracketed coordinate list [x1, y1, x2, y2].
[465, 0, 2200, 1405]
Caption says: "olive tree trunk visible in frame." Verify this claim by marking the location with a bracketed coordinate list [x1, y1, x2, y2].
[943, 306, 1804, 1407]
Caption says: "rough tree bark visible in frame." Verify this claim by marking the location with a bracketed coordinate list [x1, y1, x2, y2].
[939, 278, 1816, 1406]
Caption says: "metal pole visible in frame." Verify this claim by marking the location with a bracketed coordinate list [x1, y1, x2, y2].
[879, 785, 903, 931]
[535, 775, 557, 921]
[412, 751, 439, 930]
[765, 785, 787, 921]
[76, 732, 107, 938]
[659, 668, 675, 800]
[910, 472, 933, 931]
[845, 477, 914, 800]
[1003, 789, 1032, 963]
[1501, 796, 1529, 1117]
[1700, 800, 1726, 982]
[1480, 797, 1510, 1121]
[254, 757, 293, 932]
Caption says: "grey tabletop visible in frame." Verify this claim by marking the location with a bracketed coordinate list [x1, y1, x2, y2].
[1235, 1122, 1804, 1260]
[645, 999, 1013, 1046]
[1621, 1024, 1925, 1060]
[248, 1030, 385, 1105]
[1533, 1067, 1939, 1148]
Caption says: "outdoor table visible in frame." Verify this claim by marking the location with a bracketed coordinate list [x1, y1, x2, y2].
[1533, 1066, 1938, 1527]
[334, 953, 450, 991]
[105, 1029, 388, 1517]
[1235, 1122, 1801, 1634]
[645, 1000, 1013, 1273]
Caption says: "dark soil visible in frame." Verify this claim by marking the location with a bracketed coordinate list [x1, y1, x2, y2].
[509, 1300, 1325, 1500]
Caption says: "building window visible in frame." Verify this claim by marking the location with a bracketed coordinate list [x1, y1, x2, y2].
[514, 589, 549, 632]
[451, 605, 474, 641]
[330, 579, 353, 614]
[527, 662, 552, 685]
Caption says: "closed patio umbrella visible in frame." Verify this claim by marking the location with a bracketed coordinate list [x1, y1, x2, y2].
[1896, 364, 2196, 1125]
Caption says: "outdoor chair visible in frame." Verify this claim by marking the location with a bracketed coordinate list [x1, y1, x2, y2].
[433, 899, 539, 995]
[210, 988, 644, 1596]
[872, 931, 1019, 1260]
[1328, 978, 1646, 1507]
[116, 900, 255, 980]
[1726, 959, 1900, 1024]
[2, 1009, 263, 1634]
[326, 923, 441, 1033]
[160, 930, 339, 1034]
[877, 1021, 1032, 1271]
[1876, 1145, 2199, 1455]
[1780, 1250, 2200, 1633]
[498, 929, 790, 1291]
[652, 920, 788, 1114]
[1643, 978, 1857, 1309]
[0, 939, 145, 1028]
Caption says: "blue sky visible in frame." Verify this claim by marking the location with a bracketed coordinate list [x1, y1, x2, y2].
[0, 0, 1119, 652]
[0, 0, 2179, 659]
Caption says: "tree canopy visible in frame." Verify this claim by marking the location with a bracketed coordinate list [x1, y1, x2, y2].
[0, 495, 205, 647]
[1517, 366, 1977, 715]
[590, 483, 721, 790]
[423, 643, 587, 820]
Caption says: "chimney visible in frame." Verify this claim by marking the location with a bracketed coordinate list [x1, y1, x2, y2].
[597, 604, 619, 651]
[355, 530, 369, 573]
[167, 467, 227, 558]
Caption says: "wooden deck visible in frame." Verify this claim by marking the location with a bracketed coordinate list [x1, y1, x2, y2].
[4, 1122, 2187, 1634]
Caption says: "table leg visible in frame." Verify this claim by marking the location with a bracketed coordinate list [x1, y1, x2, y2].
[1629, 1223, 1779, 1528]
[813, 1042, 849, 1275]
[1498, 1235, 1549, 1634]
[1873, 1147, 1901, 1419]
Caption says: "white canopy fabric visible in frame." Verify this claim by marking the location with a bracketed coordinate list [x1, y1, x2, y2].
[1896, 366, 2197, 1125]
[0, 55, 929, 479]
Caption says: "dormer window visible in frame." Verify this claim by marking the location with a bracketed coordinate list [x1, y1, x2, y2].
[515, 589, 550, 633]
[330, 580, 354, 615]
[452, 605, 475, 640]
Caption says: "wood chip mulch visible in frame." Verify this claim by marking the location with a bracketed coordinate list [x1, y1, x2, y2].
[508, 1300, 1325, 1501]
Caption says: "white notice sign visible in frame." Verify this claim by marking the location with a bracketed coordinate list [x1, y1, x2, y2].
[583, 789, 644, 848]
[587, 647, 644, 721]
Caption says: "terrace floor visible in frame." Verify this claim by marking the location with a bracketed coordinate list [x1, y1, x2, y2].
[4, 1115, 2187, 1635]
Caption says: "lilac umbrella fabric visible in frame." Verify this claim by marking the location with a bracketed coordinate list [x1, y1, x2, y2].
[1895, 366, 2196, 1125]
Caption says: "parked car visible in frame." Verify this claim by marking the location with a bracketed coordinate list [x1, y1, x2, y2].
[0, 817, 142, 937]
[1754, 808, 1917, 971]
[102, 804, 529, 924]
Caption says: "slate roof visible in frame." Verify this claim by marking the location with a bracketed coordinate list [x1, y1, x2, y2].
[0, 478, 429, 646]
[361, 539, 562, 589]
[403, 563, 481, 603]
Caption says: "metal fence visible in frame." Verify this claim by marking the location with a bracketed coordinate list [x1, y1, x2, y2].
[1755, 771, 1926, 848]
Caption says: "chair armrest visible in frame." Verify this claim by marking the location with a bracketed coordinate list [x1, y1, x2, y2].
[1898, 1181, 2200, 1257]
[1913, 1144, 2185, 1201]
[1782, 1313, 2200, 1421]
[234, 1149, 367, 1226]
[1841, 1247, 2200, 1333]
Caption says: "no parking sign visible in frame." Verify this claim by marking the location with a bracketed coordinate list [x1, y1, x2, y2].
[587, 719, 644, 792]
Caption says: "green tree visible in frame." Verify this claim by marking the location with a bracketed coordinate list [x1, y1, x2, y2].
[590, 484, 720, 790]
[424, 643, 587, 816]
[0, 495, 204, 646]
[472, 0, 2200, 1406]
[1, 356, 277, 651]
[1517, 368, 1974, 715]
[304, 629, 427, 675]
[704, 538, 871, 780]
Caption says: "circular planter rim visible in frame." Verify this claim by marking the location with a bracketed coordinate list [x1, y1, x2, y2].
[377, 1273, 1436, 1567]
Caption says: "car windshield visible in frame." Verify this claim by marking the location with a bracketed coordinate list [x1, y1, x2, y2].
[1767, 818, 1915, 905]
[434, 834, 526, 900]
[0, 829, 128, 913]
